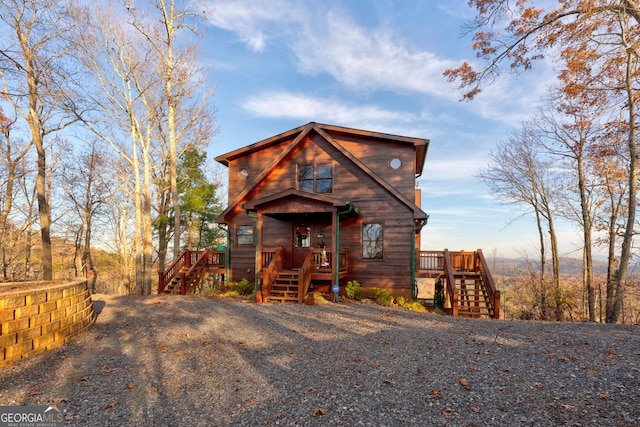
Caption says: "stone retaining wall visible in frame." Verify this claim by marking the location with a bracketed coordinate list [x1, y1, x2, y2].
[0, 279, 95, 366]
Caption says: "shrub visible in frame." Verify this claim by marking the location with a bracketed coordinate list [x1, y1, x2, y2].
[346, 280, 363, 299]
[434, 279, 445, 310]
[359, 287, 393, 306]
[402, 301, 427, 313]
[233, 278, 252, 295]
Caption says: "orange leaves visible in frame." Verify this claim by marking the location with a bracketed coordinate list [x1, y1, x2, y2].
[443, 62, 482, 100]
[312, 407, 326, 417]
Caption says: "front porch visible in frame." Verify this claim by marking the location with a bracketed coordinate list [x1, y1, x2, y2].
[259, 247, 348, 303]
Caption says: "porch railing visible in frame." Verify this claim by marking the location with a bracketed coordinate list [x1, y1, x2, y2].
[298, 250, 314, 302]
[261, 247, 284, 299]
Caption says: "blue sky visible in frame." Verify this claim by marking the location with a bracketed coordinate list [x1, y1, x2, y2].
[200, 0, 582, 258]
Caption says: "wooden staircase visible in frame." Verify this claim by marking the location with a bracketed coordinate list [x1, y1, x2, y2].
[158, 250, 226, 295]
[453, 271, 493, 318]
[266, 269, 301, 303]
[423, 249, 500, 319]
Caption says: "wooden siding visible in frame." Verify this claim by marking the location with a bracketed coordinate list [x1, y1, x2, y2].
[330, 134, 417, 203]
[220, 123, 426, 293]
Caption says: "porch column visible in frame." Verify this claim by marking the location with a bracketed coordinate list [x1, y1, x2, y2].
[257, 212, 263, 282]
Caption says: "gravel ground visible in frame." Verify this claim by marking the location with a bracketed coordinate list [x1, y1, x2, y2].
[0, 294, 639, 427]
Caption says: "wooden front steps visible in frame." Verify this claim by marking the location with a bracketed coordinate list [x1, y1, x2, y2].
[266, 269, 300, 303]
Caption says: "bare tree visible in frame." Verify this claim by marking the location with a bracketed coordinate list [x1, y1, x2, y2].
[478, 124, 562, 320]
[446, 0, 640, 323]
[127, 0, 215, 261]
[0, 0, 81, 280]
[62, 140, 110, 292]
[536, 95, 610, 322]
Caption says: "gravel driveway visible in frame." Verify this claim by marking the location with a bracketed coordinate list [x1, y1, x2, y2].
[0, 294, 638, 426]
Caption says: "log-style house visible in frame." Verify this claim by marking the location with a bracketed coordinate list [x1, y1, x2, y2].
[159, 122, 500, 318]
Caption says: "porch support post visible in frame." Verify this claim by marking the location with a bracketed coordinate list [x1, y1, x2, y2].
[335, 201, 355, 303]
[256, 213, 263, 292]
[411, 217, 428, 300]
[244, 209, 260, 294]
[332, 209, 337, 289]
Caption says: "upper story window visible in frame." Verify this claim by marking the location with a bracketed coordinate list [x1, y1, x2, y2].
[298, 163, 333, 194]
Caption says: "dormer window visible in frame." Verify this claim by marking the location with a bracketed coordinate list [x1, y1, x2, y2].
[298, 163, 333, 194]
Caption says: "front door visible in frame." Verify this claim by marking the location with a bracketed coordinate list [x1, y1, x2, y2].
[292, 225, 311, 267]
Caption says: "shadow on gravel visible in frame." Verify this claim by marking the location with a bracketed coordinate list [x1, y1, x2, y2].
[1, 295, 639, 426]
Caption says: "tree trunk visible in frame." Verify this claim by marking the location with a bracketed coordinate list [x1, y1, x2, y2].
[576, 158, 595, 321]
[547, 216, 562, 321]
[611, 48, 637, 323]
[533, 207, 547, 320]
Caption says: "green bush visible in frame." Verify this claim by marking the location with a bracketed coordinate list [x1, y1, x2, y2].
[360, 287, 393, 306]
[402, 301, 427, 313]
[233, 278, 252, 295]
[346, 280, 363, 299]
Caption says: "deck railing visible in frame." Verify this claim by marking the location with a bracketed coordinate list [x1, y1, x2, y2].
[418, 251, 444, 270]
[475, 249, 500, 319]
[442, 249, 458, 317]
[158, 250, 226, 294]
[419, 249, 500, 319]
[261, 247, 284, 298]
[181, 250, 211, 294]
[298, 250, 315, 302]
[158, 250, 189, 294]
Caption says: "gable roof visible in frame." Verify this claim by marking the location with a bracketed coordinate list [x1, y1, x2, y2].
[215, 122, 429, 175]
[215, 122, 429, 222]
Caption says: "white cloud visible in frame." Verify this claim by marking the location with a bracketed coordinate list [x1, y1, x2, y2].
[206, 1, 458, 97]
[241, 91, 417, 127]
[292, 11, 458, 98]
[204, 0, 301, 52]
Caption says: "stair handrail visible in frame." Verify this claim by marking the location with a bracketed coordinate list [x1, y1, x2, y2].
[443, 249, 458, 316]
[298, 249, 315, 303]
[475, 249, 500, 319]
[181, 249, 211, 294]
[159, 250, 190, 294]
[262, 247, 284, 299]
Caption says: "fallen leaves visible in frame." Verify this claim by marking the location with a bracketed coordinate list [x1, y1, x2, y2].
[312, 407, 326, 417]
[104, 401, 117, 409]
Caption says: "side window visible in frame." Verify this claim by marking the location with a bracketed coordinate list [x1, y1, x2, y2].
[236, 225, 254, 246]
[362, 223, 383, 259]
[298, 165, 314, 192]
